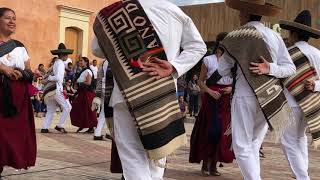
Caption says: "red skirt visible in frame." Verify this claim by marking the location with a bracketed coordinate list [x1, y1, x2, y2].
[189, 84, 234, 164]
[70, 89, 97, 128]
[0, 81, 37, 169]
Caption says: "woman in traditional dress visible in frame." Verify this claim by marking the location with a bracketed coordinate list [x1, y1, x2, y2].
[0, 7, 36, 178]
[71, 57, 97, 133]
[189, 32, 234, 176]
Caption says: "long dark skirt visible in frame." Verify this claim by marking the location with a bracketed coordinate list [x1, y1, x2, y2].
[71, 88, 97, 128]
[0, 81, 37, 169]
[189, 84, 234, 164]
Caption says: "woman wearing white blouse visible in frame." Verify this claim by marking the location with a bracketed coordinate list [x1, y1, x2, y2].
[70, 57, 97, 133]
[0, 7, 36, 178]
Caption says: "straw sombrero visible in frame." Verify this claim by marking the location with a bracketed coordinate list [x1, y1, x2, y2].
[280, 10, 320, 39]
[51, 43, 74, 55]
[225, 0, 281, 17]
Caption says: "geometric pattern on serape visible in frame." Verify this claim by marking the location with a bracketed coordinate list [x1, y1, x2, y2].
[108, 8, 135, 35]
[284, 46, 320, 147]
[119, 31, 146, 59]
[226, 26, 263, 40]
[94, 0, 186, 159]
[98, 11, 143, 79]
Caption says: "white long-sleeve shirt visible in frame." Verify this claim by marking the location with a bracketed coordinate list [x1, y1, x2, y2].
[92, 0, 207, 107]
[285, 41, 320, 107]
[218, 21, 296, 98]
[48, 59, 65, 92]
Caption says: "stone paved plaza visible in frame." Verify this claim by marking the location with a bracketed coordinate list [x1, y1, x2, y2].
[1, 116, 320, 180]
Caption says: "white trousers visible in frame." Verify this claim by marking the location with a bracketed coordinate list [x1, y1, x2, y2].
[94, 103, 106, 137]
[281, 107, 310, 180]
[113, 103, 166, 180]
[231, 97, 268, 180]
[43, 93, 72, 129]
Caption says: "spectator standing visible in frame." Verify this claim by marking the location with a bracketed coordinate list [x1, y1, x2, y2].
[188, 74, 200, 117]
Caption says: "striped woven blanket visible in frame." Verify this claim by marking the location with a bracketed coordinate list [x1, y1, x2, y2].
[283, 46, 320, 148]
[93, 0, 186, 159]
[42, 67, 56, 103]
[220, 26, 292, 137]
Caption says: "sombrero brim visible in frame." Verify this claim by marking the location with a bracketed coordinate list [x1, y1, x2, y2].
[279, 20, 320, 39]
[225, 0, 281, 17]
[50, 49, 74, 55]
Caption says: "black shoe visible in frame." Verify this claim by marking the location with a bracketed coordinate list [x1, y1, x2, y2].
[121, 175, 125, 180]
[93, 136, 103, 141]
[105, 133, 112, 140]
[55, 126, 68, 133]
[41, 129, 49, 133]
[76, 128, 84, 133]
[85, 128, 94, 134]
[201, 161, 210, 176]
[210, 169, 221, 176]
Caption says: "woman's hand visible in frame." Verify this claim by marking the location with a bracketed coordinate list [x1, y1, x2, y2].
[1, 65, 15, 78]
[208, 89, 221, 100]
[221, 87, 232, 95]
[11, 69, 23, 80]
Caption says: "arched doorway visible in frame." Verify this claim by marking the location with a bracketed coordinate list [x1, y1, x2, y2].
[65, 27, 82, 63]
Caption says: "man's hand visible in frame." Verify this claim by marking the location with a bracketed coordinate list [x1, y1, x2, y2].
[208, 89, 221, 100]
[305, 79, 315, 92]
[91, 97, 102, 113]
[142, 58, 175, 80]
[249, 56, 270, 75]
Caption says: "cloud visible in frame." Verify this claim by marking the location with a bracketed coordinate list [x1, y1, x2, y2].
[168, 0, 225, 6]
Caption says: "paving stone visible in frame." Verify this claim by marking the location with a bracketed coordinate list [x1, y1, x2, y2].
[1, 116, 319, 179]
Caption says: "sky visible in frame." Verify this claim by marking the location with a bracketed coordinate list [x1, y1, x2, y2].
[168, 0, 225, 6]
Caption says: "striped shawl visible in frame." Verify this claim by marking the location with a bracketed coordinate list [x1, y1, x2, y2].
[283, 46, 320, 148]
[93, 0, 186, 159]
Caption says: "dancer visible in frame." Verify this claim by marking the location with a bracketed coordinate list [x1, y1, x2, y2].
[0, 7, 36, 178]
[91, 59, 123, 177]
[41, 43, 73, 133]
[218, 1, 296, 179]
[92, 0, 206, 179]
[71, 57, 97, 133]
[280, 10, 320, 180]
[190, 32, 234, 176]
[92, 59, 113, 140]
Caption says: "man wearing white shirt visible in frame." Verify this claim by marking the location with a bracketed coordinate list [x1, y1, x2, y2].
[41, 43, 72, 134]
[92, 0, 206, 179]
[90, 59, 98, 80]
[218, 1, 296, 180]
[93, 59, 112, 140]
[279, 10, 320, 180]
